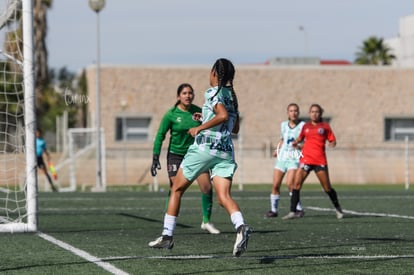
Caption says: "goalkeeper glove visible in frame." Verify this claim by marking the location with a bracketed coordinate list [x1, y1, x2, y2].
[151, 154, 161, 176]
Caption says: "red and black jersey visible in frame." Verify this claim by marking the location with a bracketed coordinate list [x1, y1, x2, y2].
[298, 122, 336, 165]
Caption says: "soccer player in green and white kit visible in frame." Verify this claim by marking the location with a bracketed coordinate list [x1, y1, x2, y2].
[266, 103, 305, 218]
[149, 58, 251, 257]
[151, 83, 220, 234]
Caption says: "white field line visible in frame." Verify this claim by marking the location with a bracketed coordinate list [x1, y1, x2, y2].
[40, 205, 414, 220]
[40, 195, 414, 201]
[101, 254, 414, 261]
[37, 232, 129, 275]
[307, 206, 414, 220]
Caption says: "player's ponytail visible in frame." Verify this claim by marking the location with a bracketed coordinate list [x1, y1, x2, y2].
[211, 58, 238, 113]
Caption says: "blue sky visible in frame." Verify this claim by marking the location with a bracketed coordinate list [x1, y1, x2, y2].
[47, 0, 414, 72]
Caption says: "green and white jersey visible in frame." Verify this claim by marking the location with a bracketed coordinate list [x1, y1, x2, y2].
[277, 120, 305, 161]
[194, 86, 237, 160]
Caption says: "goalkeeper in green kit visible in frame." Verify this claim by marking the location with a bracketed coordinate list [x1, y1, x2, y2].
[151, 83, 220, 234]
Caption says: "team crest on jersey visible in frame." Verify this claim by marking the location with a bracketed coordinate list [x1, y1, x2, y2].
[318, 128, 325, 135]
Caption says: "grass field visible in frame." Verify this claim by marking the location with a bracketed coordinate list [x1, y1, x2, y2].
[0, 184, 413, 274]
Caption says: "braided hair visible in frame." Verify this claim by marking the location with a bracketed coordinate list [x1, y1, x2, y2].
[211, 58, 239, 114]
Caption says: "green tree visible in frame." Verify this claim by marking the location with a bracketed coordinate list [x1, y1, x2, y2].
[2, 0, 53, 124]
[354, 36, 396, 65]
[1, 0, 87, 137]
[77, 69, 89, 128]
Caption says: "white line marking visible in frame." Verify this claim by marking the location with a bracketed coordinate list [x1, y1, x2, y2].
[296, 255, 414, 259]
[307, 206, 414, 219]
[37, 232, 129, 275]
[101, 254, 414, 261]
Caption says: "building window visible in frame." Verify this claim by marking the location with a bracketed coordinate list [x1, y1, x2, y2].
[385, 118, 414, 141]
[115, 116, 151, 141]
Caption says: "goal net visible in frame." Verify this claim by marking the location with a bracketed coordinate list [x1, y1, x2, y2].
[56, 128, 107, 192]
[0, 0, 37, 232]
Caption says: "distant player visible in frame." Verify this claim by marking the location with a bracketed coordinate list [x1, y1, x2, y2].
[283, 104, 343, 220]
[266, 103, 305, 218]
[36, 129, 58, 192]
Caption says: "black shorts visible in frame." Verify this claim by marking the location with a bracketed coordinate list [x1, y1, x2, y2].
[167, 152, 184, 178]
[299, 163, 328, 173]
[37, 156, 46, 169]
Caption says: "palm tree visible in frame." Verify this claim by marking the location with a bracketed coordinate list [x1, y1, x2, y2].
[34, 0, 53, 91]
[354, 36, 396, 65]
[1, 0, 60, 135]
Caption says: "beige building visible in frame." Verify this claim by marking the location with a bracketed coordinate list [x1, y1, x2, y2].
[77, 65, 414, 188]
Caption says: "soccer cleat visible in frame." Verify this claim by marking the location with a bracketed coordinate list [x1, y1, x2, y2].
[282, 212, 297, 220]
[335, 207, 344, 219]
[295, 210, 305, 218]
[265, 211, 278, 218]
[201, 222, 221, 234]
[233, 224, 252, 257]
[148, 235, 174, 249]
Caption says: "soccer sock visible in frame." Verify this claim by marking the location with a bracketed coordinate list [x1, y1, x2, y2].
[164, 178, 174, 212]
[161, 214, 176, 236]
[326, 188, 340, 208]
[289, 192, 303, 211]
[290, 189, 300, 212]
[164, 190, 171, 212]
[296, 201, 304, 211]
[270, 194, 280, 213]
[230, 211, 244, 230]
[201, 189, 213, 223]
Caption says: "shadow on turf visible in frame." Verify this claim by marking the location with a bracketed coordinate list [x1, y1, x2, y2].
[118, 212, 193, 228]
[258, 253, 345, 264]
[0, 260, 104, 273]
[357, 237, 413, 242]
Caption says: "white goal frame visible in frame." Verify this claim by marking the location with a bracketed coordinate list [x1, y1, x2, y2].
[0, 0, 37, 233]
[58, 128, 107, 192]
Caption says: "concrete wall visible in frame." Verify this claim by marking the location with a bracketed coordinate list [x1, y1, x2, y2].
[73, 65, 414, 187]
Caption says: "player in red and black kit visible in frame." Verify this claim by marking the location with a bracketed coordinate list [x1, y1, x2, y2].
[283, 104, 344, 220]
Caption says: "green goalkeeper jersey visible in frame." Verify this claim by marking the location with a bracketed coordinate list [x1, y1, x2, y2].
[153, 104, 201, 156]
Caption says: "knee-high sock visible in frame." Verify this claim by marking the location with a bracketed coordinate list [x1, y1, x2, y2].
[270, 194, 280, 213]
[326, 188, 340, 208]
[161, 214, 176, 236]
[201, 189, 213, 223]
[290, 189, 300, 212]
[289, 192, 303, 211]
[230, 211, 244, 230]
[164, 190, 171, 212]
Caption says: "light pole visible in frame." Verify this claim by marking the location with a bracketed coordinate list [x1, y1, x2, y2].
[120, 99, 128, 185]
[298, 25, 308, 57]
[89, 0, 105, 190]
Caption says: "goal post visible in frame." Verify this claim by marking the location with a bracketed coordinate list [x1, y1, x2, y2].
[0, 0, 37, 232]
[57, 128, 106, 192]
